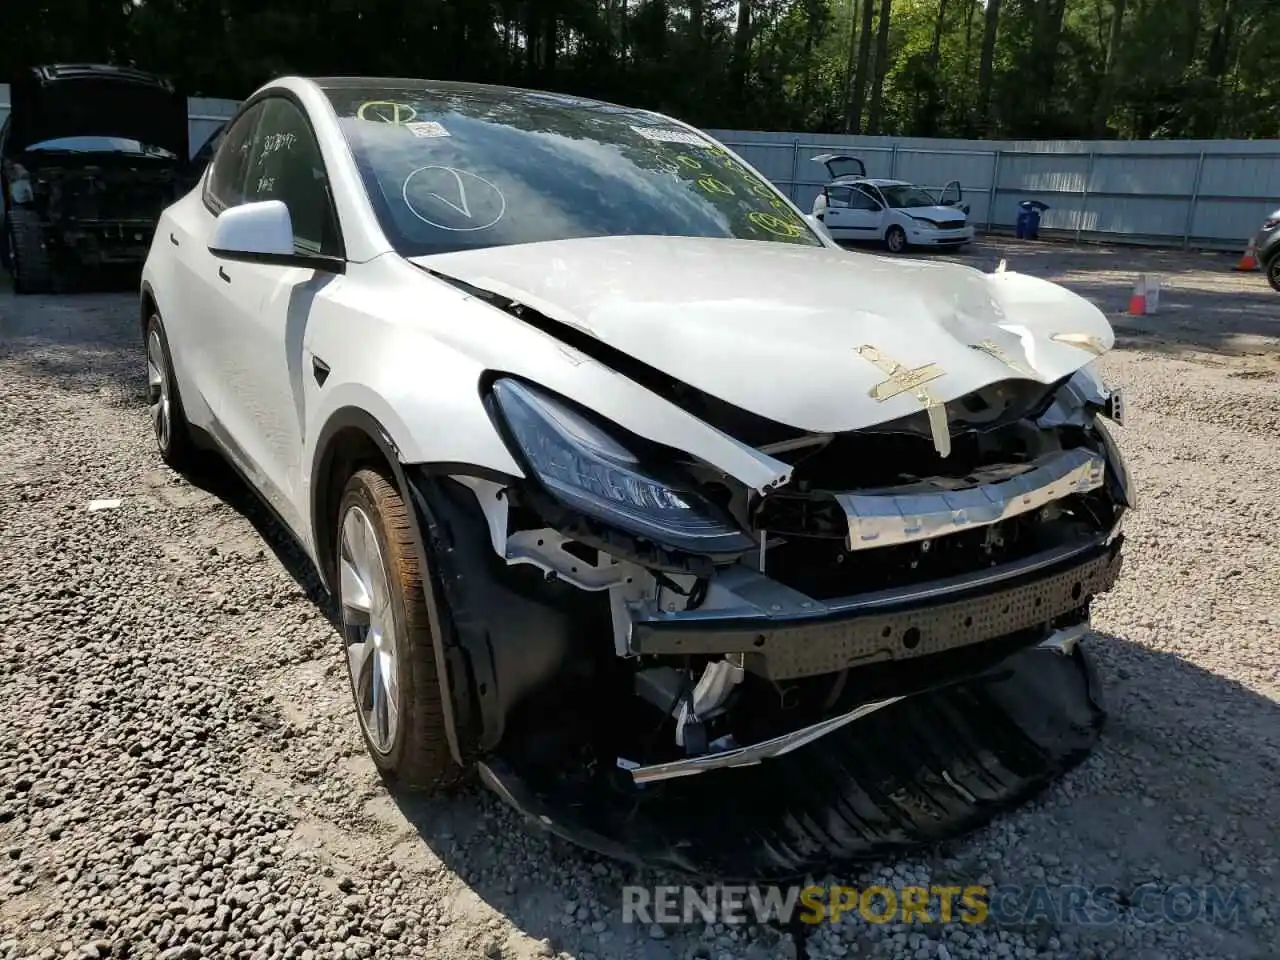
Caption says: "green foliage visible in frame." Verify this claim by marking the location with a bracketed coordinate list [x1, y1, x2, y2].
[1, 0, 1275, 138]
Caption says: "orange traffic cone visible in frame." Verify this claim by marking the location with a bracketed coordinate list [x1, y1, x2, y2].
[1235, 238, 1260, 272]
[1127, 275, 1147, 315]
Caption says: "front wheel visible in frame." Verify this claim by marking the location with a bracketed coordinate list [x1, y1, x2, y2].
[337, 468, 461, 793]
[1267, 255, 1280, 293]
[6, 209, 54, 294]
[885, 225, 908, 254]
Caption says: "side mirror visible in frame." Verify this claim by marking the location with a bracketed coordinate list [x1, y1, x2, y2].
[208, 200, 344, 273]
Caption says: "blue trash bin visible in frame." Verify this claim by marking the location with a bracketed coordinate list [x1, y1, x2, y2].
[1016, 200, 1050, 240]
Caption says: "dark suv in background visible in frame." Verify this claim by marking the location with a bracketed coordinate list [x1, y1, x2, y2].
[0, 63, 191, 293]
[1256, 207, 1280, 292]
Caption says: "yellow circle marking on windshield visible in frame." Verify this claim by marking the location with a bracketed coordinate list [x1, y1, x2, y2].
[748, 211, 805, 237]
[749, 182, 778, 200]
[697, 176, 734, 196]
[356, 101, 418, 124]
[676, 154, 703, 170]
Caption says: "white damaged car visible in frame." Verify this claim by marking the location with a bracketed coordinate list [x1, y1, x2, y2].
[810, 153, 975, 252]
[140, 76, 1132, 879]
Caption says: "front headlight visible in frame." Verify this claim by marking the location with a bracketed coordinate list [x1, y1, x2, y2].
[913, 218, 939, 230]
[491, 378, 754, 554]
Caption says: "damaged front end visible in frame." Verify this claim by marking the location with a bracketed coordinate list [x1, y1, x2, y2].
[405, 357, 1131, 879]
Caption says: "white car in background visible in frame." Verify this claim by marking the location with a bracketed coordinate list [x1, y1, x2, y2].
[810, 153, 974, 253]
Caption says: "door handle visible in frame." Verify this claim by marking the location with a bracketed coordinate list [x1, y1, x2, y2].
[217, 266, 230, 283]
[169, 232, 179, 247]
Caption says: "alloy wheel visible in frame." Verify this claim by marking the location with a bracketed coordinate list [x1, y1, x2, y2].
[339, 504, 402, 754]
[145, 325, 171, 453]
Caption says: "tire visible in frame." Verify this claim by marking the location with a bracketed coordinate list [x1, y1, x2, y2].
[885, 224, 908, 254]
[6, 208, 54, 294]
[144, 313, 198, 470]
[336, 468, 460, 793]
[1267, 255, 1280, 294]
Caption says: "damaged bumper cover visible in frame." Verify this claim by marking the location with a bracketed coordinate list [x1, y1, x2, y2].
[478, 637, 1108, 879]
[630, 535, 1121, 675]
[625, 535, 1121, 782]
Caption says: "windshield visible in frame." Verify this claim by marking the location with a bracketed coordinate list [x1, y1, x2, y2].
[319, 81, 823, 257]
[878, 185, 940, 208]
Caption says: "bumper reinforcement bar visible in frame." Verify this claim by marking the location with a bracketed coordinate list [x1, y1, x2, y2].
[836, 447, 1105, 550]
[632, 543, 1122, 680]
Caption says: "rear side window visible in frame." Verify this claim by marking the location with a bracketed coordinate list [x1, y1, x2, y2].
[203, 103, 265, 213]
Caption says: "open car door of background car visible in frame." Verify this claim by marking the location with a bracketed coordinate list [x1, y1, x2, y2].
[811, 153, 867, 181]
[940, 179, 968, 212]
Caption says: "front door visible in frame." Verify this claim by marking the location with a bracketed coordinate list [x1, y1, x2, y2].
[206, 95, 346, 541]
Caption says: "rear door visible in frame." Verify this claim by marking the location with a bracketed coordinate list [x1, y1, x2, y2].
[844, 184, 886, 238]
[162, 101, 265, 432]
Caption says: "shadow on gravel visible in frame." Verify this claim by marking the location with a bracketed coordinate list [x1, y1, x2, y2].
[0, 286, 144, 405]
[370, 630, 1280, 960]
[178, 454, 341, 629]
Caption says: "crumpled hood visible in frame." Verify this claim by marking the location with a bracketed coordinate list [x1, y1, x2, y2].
[412, 235, 1114, 434]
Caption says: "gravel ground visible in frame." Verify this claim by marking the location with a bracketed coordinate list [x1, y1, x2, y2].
[1, 238, 1278, 960]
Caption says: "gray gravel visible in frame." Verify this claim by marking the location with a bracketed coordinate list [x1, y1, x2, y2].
[1, 239, 1278, 960]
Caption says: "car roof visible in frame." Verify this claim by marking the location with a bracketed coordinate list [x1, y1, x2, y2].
[308, 76, 648, 116]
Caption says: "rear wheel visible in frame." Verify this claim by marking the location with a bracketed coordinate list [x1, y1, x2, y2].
[1267, 254, 1280, 293]
[337, 468, 461, 792]
[885, 224, 908, 254]
[144, 313, 198, 470]
[6, 208, 53, 295]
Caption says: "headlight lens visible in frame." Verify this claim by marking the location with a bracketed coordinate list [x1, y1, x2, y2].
[491, 378, 754, 554]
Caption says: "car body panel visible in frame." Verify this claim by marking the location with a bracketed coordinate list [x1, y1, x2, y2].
[412, 234, 1111, 434]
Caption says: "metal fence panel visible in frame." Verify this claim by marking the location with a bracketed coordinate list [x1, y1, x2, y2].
[706, 127, 1280, 249]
